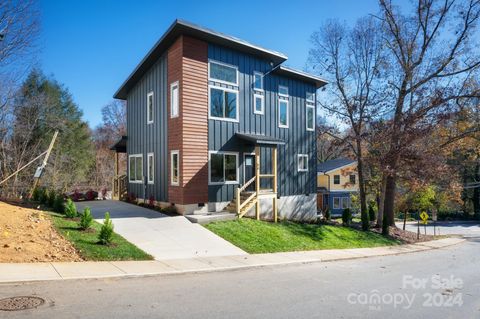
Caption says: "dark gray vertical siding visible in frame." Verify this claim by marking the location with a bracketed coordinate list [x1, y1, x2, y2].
[126, 54, 168, 202]
[207, 44, 316, 202]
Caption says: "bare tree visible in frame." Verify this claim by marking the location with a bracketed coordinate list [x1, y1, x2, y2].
[377, 0, 480, 234]
[309, 17, 386, 230]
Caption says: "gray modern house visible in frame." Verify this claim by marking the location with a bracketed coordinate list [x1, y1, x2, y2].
[111, 19, 327, 221]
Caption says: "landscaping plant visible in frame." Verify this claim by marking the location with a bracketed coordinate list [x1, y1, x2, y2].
[53, 194, 65, 214]
[64, 198, 78, 218]
[38, 188, 48, 205]
[79, 207, 93, 230]
[47, 189, 56, 207]
[98, 212, 114, 245]
[342, 208, 352, 226]
[32, 187, 41, 202]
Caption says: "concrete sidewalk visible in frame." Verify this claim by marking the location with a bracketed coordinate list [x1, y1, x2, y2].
[0, 237, 464, 283]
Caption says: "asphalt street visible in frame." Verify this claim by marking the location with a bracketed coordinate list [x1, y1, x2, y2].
[1, 235, 479, 318]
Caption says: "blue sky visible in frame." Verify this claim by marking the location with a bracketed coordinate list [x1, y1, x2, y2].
[39, 0, 380, 127]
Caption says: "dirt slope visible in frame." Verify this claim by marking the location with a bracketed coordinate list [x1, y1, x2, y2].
[0, 201, 82, 262]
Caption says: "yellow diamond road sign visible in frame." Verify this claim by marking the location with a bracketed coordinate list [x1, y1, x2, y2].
[420, 211, 429, 223]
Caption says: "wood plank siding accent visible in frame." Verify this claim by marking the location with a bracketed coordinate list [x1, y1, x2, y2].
[167, 36, 209, 205]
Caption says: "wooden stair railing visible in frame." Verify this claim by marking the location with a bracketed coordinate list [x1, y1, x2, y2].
[236, 177, 256, 217]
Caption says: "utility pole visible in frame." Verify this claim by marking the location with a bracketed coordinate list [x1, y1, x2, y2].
[29, 131, 59, 197]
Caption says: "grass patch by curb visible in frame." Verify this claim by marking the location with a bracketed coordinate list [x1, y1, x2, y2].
[49, 213, 153, 261]
[205, 219, 401, 254]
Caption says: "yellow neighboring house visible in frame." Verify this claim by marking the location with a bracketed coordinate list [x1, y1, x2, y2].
[317, 158, 358, 215]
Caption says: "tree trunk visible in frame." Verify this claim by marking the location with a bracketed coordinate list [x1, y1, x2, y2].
[376, 174, 386, 228]
[356, 139, 369, 230]
[382, 174, 397, 235]
[474, 161, 480, 220]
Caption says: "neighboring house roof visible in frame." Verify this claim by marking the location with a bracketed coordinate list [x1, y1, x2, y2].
[114, 19, 327, 100]
[317, 158, 356, 173]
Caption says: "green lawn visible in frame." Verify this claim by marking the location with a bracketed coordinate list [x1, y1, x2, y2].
[50, 213, 153, 261]
[204, 219, 401, 254]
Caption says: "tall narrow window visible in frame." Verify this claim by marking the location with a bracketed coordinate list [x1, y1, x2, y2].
[147, 153, 154, 184]
[306, 104, 315, 131]
[253, 72, 263, 91]
[147, 92, 154, 124]
[278, 99, 289, 128]
[333, 197, 341, 209]
[128, 154, 143, 183]
[254, 93, 264, 114]
[171, 151, 179, 186]
[298, 154, 308, 172]
[170, 82, 179, 118]
[349, 174, 356, 184]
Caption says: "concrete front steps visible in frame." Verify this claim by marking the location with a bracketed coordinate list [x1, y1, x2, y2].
[185, 211, 237, 224]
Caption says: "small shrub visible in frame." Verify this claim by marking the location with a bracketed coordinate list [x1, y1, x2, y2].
[98, 212, 114, 245]
[47, 189, 57, 207]
[148, 195, 155, 207]
[32, 187, 41, 202]
[368, 203, 376, 222]
[127, 192, 137, 203]
[38, 188, 48, 205]
[342, 208, 352, 226]
[64, 198, 78, 218]
[79, 207, 93, 230]
[53, 194, 65, 214]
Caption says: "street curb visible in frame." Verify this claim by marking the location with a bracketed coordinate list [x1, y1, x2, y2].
[0, 238, 466, 284]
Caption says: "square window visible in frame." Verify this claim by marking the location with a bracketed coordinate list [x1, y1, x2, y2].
[254, 72, 263, 91]
[254, 93, 264, 114]
[209, 61, 238, 85]
[298, 154, 308, 172]
[170, 82, 179, 118]
[147, 92, 154, 124]
[209, 87, 238, 121]
[278, 99, 288, 128]
[209, 152, 238, 184]
[349, 174, 356, 184]
[333, 175, 340, 185]
[279, 85, 289, 97]
[171, 151, 179, 186]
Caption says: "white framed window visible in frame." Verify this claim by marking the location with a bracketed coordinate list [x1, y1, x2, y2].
[341, 197, 351, 209]
[279, 85, 289, 97]
[208, 151, 239, 185]
[147, 91, 154, 124]
[253, 72, 263, 91]
[170, 81, 179, 118]
[253, 93, 264, 115]
[171, 150, 179, 186]
[306, 91, 315, 103]
[333, 175, 340, 184]
[298, 154, 308, 172]
[209, 85, 239, 122]
[306, 104, 315, 131]
[128, 154, 143, 183]
[278, 99, 289, 128]
[208, 60, 238, 85]
[147, 153, 154, 184]
[333, 197, 341, 209]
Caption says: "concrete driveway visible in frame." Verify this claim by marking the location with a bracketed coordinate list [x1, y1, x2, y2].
[75, 200, 246, 260]
[396, 221, 480, 237]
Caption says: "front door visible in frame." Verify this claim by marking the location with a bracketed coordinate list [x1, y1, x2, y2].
[244, 154, 255, 192]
